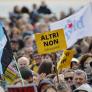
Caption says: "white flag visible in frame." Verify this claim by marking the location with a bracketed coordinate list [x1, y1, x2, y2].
[50, 3, 92, 48]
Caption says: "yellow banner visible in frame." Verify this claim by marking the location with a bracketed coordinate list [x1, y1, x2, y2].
[35, 29, 67, 54]
[57, 49, 75, 71]
[4, 67, 18, 85]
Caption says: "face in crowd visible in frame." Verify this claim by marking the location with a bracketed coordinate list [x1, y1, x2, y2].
[73, 70, 87, 88]
[71, 58, 80, 70]
[17, 56, 30, 68]
[64, 70, 74, 87]
[33, 54, 42, 65]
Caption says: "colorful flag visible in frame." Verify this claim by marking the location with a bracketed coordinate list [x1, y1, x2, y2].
[0, 23, 13, 74]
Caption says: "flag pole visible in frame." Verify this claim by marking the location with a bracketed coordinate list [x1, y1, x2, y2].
[48, 22, 60, 84]
[54, 61, 60, 84]
[13, 56, 24, 86]
[48, 25, 59, 83]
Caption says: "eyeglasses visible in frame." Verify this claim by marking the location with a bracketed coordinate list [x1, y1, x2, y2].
[64, 77, 73, 81]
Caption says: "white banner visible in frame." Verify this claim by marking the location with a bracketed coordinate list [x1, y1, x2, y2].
[50, 3, 92, 48]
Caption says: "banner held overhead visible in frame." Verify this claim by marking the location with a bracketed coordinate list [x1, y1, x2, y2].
[50, 3, 92, 48]
[35, 29, 67, 54]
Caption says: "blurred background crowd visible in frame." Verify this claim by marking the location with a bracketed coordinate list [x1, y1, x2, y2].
[0, 0, 92, 92]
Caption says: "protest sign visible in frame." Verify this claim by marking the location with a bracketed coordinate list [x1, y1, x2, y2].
[35, 29, 67, 54]
[4, 64, 18, 84]
[57, 49, 75, 71]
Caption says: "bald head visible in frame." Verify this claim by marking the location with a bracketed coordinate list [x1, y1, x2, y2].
[18, 57, 30, 68]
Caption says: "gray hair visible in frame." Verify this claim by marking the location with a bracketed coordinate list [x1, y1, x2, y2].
[74, 69, 87, 80]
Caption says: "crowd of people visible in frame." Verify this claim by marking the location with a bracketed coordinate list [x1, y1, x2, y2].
[0, 1, 92, 92]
